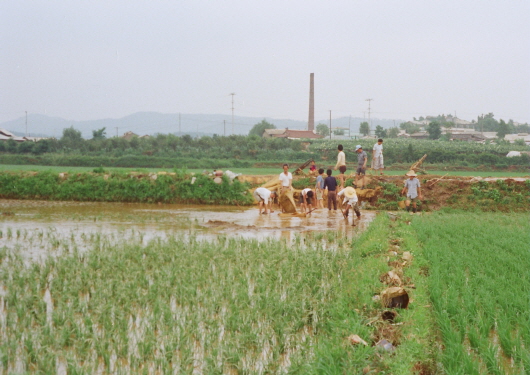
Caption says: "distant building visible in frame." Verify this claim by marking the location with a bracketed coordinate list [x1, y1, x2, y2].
[262, 128, 324, 139]
[0, 128, 27, 142]
[122, 131, 138, 140]
[121, 131, 150, 140]
[504, 133, 530, 145]
[409, 132, 429, 140]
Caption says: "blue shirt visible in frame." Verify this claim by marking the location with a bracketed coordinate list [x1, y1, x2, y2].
[316, 175, 324, 189]
[323, 176, 338, 191]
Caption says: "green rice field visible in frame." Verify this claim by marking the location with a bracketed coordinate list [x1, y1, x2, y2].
[403, 212, 530, 374]
[1, 201, 528, 373]
[1, 213, 435, 373]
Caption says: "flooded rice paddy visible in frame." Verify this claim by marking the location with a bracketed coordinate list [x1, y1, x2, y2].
[0, 199, 376, 261]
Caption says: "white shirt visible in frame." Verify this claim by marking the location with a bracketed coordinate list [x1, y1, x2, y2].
[301, 188, 312, 197]
[254, 187, 272, 204]
[337, 188, 358, 205]
[373, 143, 383, 158]
[335, 151, 346, 169]
[279, 172, 292, 187]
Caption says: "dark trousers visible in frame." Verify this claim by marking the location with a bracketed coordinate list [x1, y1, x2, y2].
[327, 191, 337, 210]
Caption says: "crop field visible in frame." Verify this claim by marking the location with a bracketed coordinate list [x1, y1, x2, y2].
[1, 199, 528, 373]
[401, 212, 530, 374]
[0, 213, 439, 374]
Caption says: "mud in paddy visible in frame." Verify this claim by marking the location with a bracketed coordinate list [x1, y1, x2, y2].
[0, 199, 376, 260]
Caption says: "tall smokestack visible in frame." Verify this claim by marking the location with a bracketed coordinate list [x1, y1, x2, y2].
[308, 73, 314, 131]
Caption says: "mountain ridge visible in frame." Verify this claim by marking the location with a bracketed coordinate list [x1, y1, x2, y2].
[1, 112, 405, 138]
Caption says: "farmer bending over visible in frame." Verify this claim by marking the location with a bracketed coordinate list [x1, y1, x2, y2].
[253, 188, 277, 214]
[338, 186, 361, 225]
[299, 188, 314, 213]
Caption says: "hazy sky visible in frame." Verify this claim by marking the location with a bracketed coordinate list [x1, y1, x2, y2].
[1, 0, 529, 124]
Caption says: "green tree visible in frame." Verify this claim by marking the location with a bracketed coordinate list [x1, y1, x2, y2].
[359, 121, 370, 136]
[388, 127, 400, 138]
[496, 119, 511, 139]
[6, 139, 18, 153]
[333, 129, 345, 136]
[92, 127, 107, 140]
[400, 122, 420, 134]
[427, 121, 442, 140]
[18, 141, 34, 153]
[32, 140, 51, 155]
[374, 125, 387, 138]
[249, 119, 275, 137]
[316, 123, 330, 137]
[60, 127, 85, 150]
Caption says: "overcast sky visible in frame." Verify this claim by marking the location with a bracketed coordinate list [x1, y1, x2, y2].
[1, 0, 529, 125]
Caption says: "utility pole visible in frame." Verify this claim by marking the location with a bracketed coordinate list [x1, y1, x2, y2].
[366, 98, 374, 135]
[25, 111, 28, 137]
[329, 110, 332, 140]
[230, 93, 235, 135]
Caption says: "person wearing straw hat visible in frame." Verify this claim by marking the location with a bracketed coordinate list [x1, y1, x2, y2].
[337, 186, 361, 225]
[401, 170, 423, 214]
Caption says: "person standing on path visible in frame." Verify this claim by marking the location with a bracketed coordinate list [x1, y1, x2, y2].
[315, 168, 325, 209]
[334, 144, 346, 172]
[372, 139, 384, 175]
[401, 170, 423, 214]
[323, 169, 338, 210]
[355, 145, 367, 189]
[253, 188, 277, 214]
[279, 164, 292, 194]
[337, 186, 361, 225]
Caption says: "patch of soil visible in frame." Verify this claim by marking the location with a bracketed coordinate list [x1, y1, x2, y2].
[203, 220, 256, 229]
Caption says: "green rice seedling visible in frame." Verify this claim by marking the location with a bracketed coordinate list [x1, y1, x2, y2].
[7, 228, 12, 239]
[409, 212, 530, 373]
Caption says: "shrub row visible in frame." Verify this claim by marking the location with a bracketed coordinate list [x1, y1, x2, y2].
[0, 171, 253, 205]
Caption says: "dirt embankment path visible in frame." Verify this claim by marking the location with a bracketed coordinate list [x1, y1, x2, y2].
[239, 173, 529, 212]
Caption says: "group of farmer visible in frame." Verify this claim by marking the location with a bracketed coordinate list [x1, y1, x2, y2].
[254, 139, 423, 218]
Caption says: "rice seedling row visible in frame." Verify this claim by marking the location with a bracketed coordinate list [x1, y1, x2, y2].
[2, 213, 432, 373]
[405, 212, 529, 374]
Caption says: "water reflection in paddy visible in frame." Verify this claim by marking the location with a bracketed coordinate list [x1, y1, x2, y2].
[0, 199, 377, 260]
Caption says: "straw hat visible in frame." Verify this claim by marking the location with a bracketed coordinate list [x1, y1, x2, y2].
[343, 186, 356, 198]
[406, 170, 417, 177]
[355, 145, 362, 151]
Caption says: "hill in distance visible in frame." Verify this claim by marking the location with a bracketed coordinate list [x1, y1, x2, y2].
[0, 112, 405, 139]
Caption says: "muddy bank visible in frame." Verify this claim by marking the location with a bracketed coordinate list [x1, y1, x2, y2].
[370, 174, 530, 211]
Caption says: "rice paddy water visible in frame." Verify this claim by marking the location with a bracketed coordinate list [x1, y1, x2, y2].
[1, 199, 391, 373]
